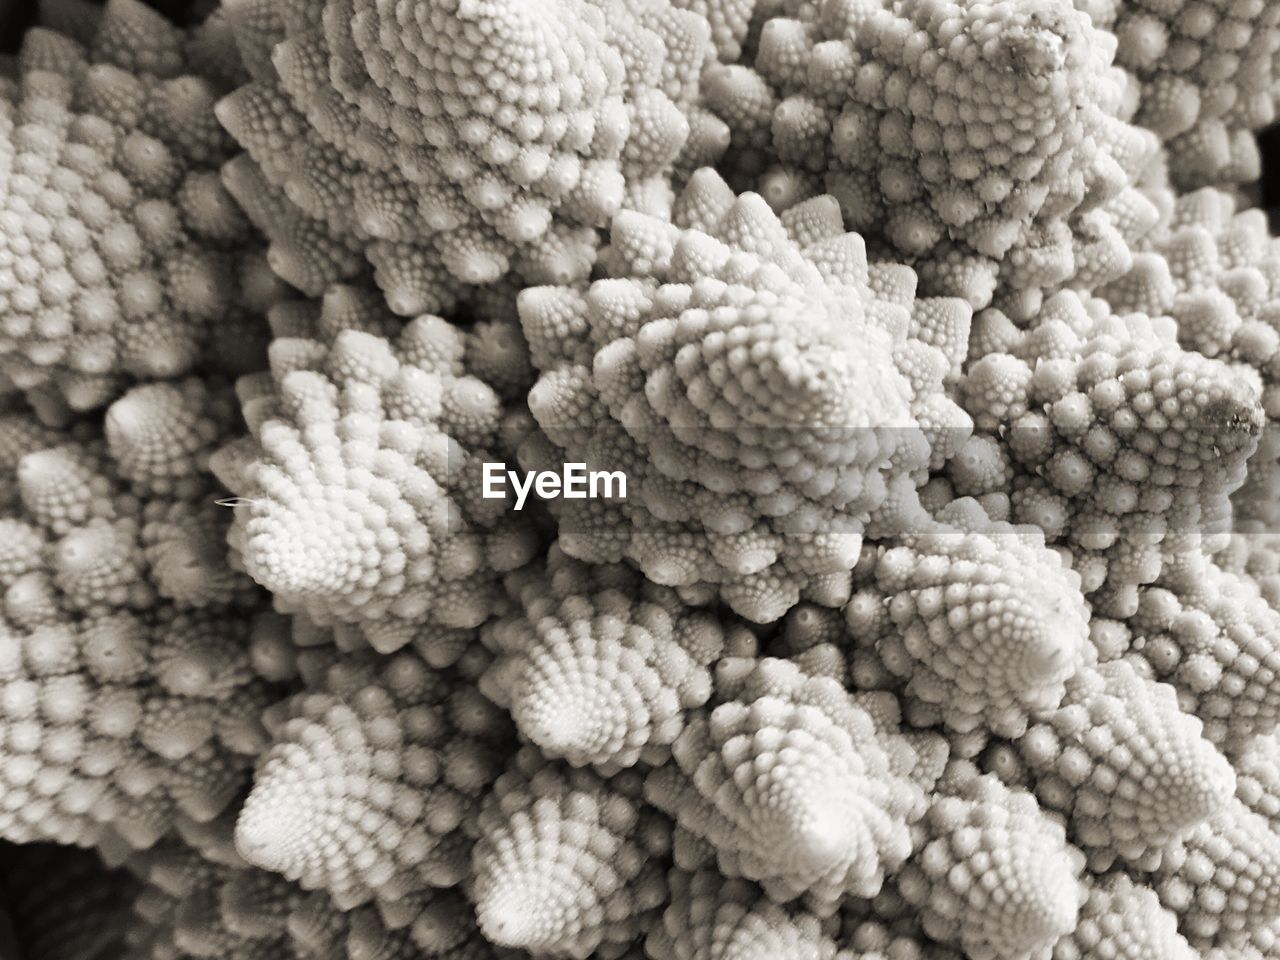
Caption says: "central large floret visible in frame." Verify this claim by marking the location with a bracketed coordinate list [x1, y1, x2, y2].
[520, 168, 972, 621]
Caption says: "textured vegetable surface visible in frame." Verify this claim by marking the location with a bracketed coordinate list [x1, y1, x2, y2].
[2, 0, 1280, 958]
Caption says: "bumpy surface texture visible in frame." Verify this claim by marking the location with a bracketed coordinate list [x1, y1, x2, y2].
[217, 0, 716, 315]
[6, 0, 1280, 957]
[235, 637, 511, 923]
[859, 496, 1093, 738]
[472, 747, 668, 957]
[1, 0, 287, 411]
[897, 765, 1087, 960]
[1084, 0, 1280, 188]
[481, 547, 730, 771]
[211, 284, 541, 643]
[521, 167, 972, 622]
[704, 0, 1160, 306]
[0, 382, 276, 852]
[645, 656, 947, 915]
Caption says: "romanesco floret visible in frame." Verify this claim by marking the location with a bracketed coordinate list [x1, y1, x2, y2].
[235, 637, 510, 929]
[211, 286, 541, 645]
[1126, 540, 1280, 749]
[897, 763, 1087, 960]
[1014, 659, 1235, 868]
[645, 656, 948, 916]
[1219, 532, 1280, 617]
[122, 811, 306, 958]
[703, 0, 1158, 307]
[671, 0, 756, 61]
[0, 0, 288, 411]
[1087, 0, 1280, 188]
[1099, 186, 1280, 535]
[471, 745, 669, 957]
[963, 293, 1264, 615]
[648, 868, 847, 960]
[217, 0, 715, 317]
[115, 802, 505, 960]
[838, 920, 964, 960]
[850, 496, 1093, 739]
[5, 0, 1280, 955]
[481, 545, 730, 772]
[1050, 873, 1197, 960]
[121, 826, 303, 959]
[521, 167, 972, 622]
[1150, 794, 1280, 950]
[0, 386, 274, 852]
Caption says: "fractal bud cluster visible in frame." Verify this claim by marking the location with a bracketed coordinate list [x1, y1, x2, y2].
[2, 0, 1280, 956]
